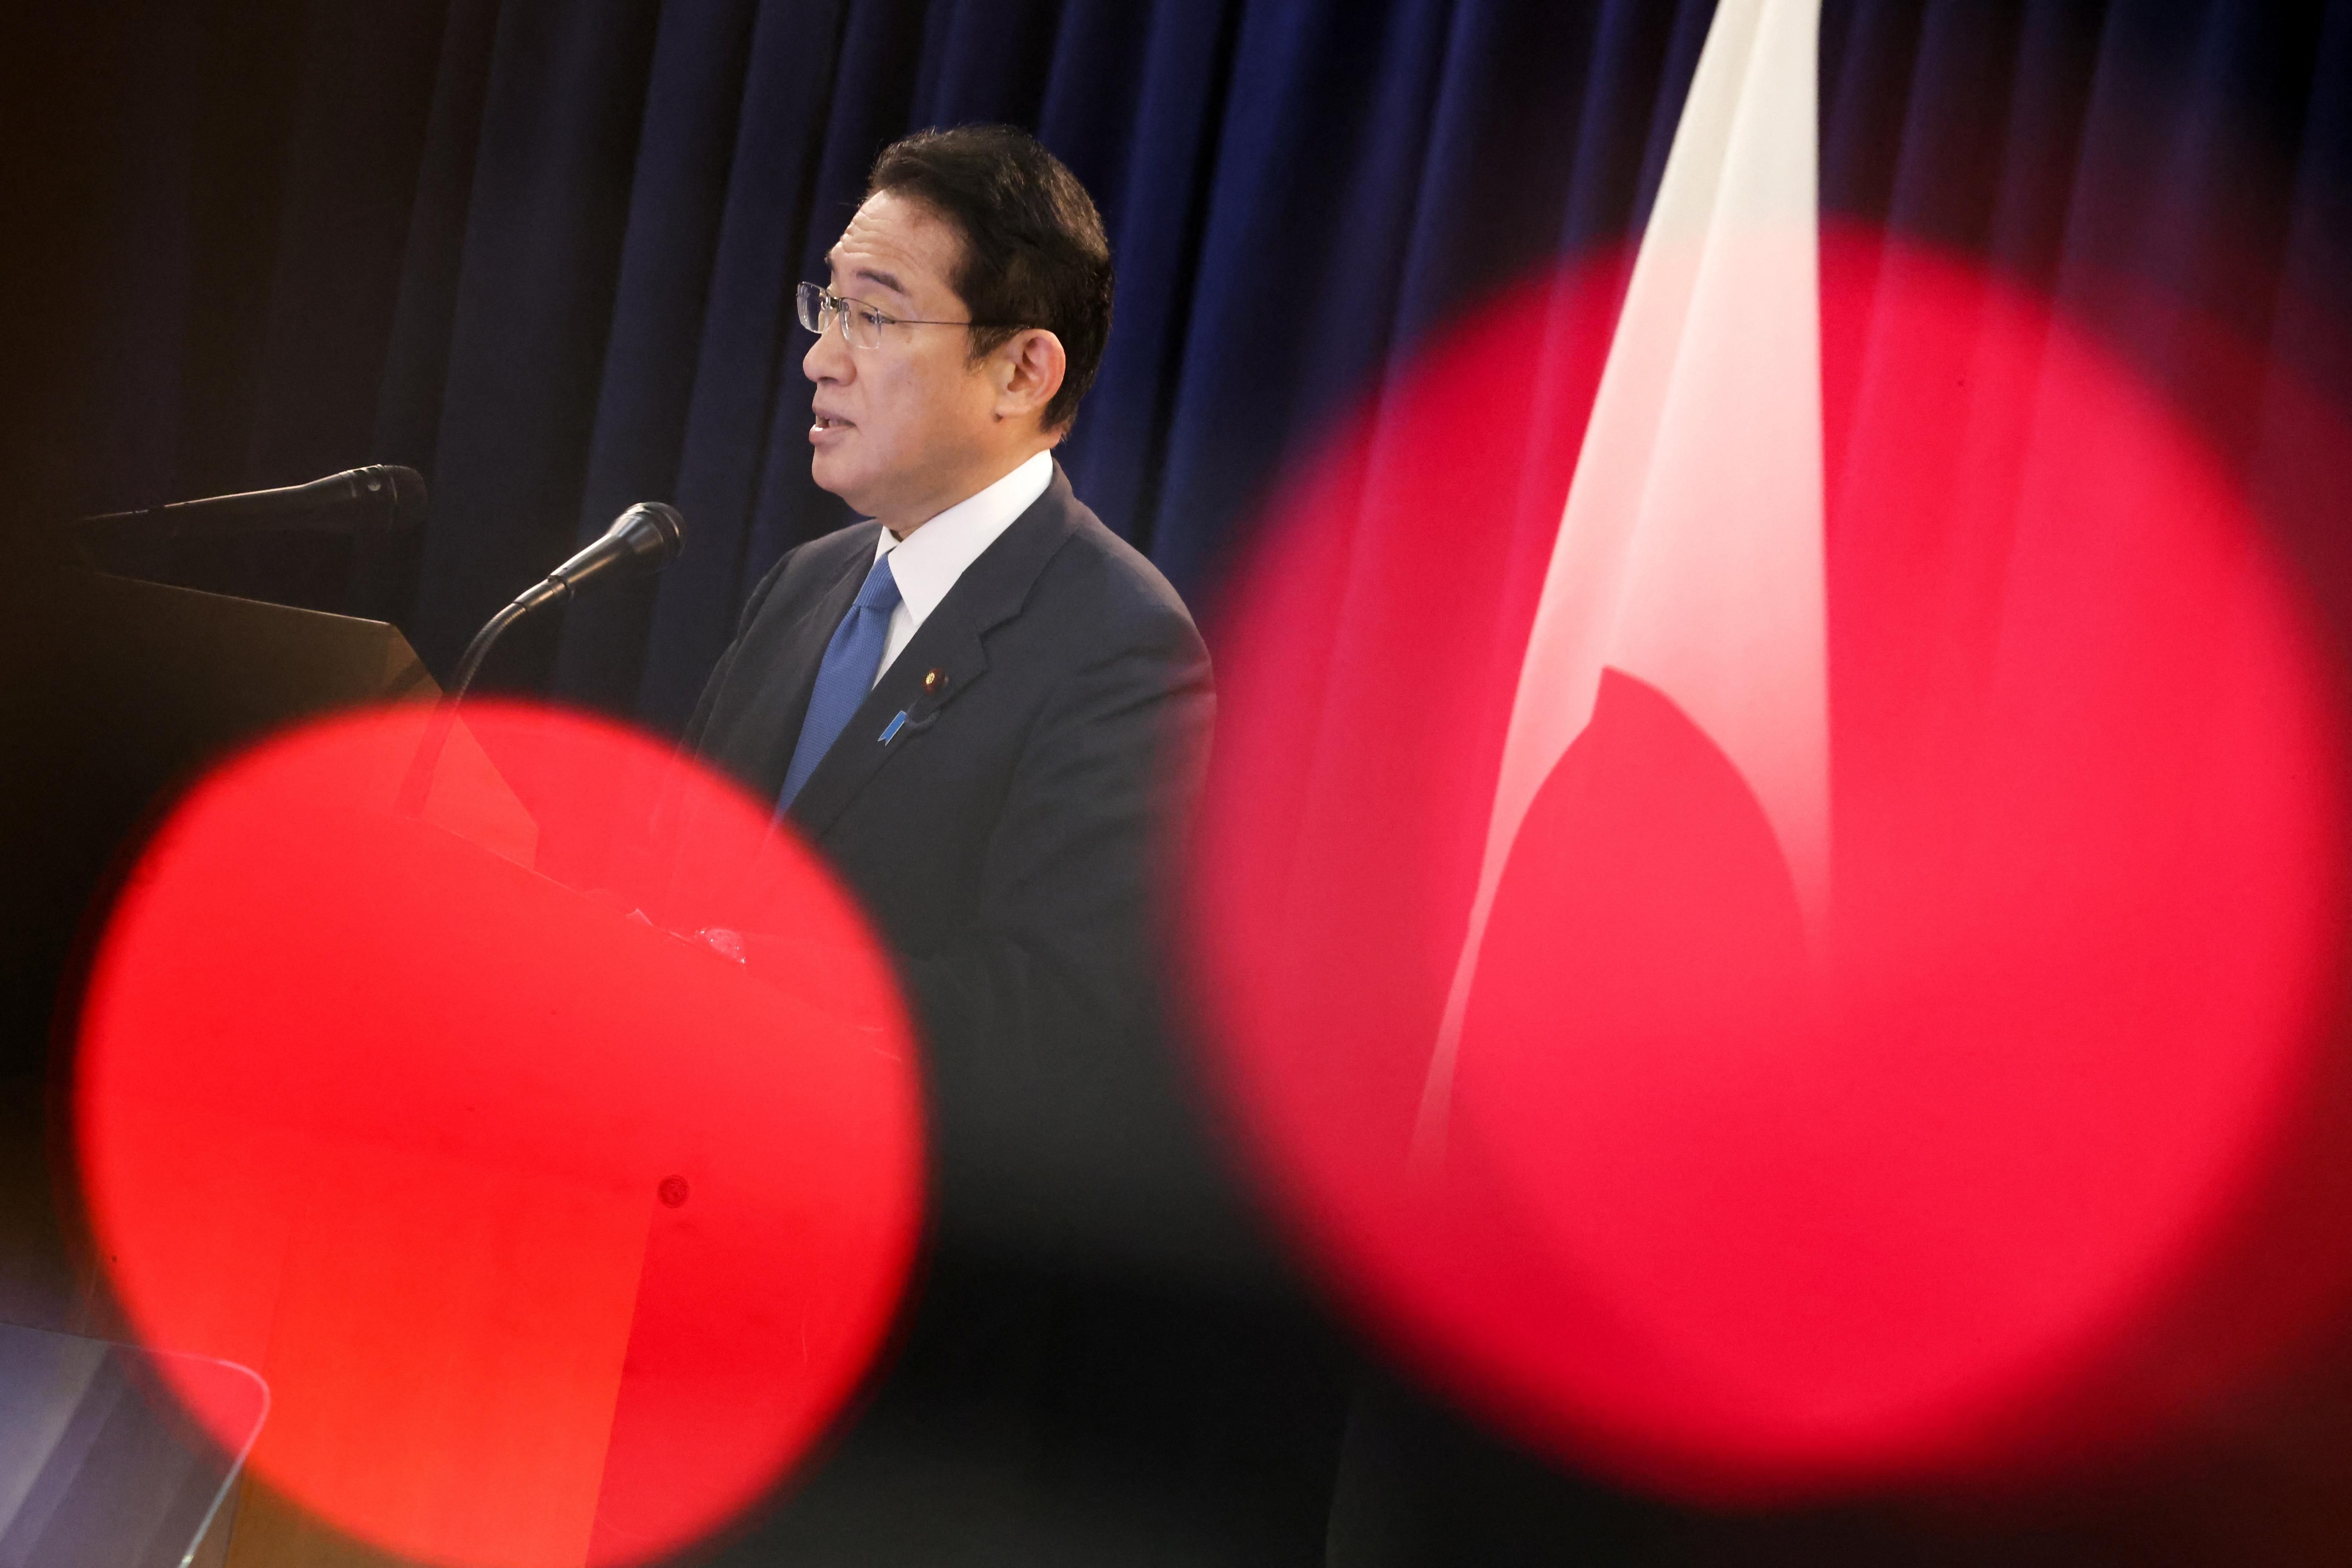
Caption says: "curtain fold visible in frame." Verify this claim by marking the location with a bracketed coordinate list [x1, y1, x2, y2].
[402, 0, 666, 679]
[629, 0, 856, 726]
[546, 0, 763, 710]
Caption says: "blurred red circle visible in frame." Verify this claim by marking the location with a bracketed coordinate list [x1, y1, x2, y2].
[1190, 231, 2352, 1499]
[75, 701, 924, 1566]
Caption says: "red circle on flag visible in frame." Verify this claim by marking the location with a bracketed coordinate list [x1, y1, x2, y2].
[1189, 231, 2352, 1498]
[75, 702, 924, 1566]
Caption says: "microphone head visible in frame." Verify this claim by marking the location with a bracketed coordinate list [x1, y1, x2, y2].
[605, 501, 685, 575]
[526, 501, 688, 609]
[72, 462, 434, 548]
[355, 465, 430, 537]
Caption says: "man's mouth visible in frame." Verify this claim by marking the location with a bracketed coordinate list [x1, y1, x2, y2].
[810, 411, 853, 443]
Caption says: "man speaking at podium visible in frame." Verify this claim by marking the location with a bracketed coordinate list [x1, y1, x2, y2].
[678, 126, 1220, 1546]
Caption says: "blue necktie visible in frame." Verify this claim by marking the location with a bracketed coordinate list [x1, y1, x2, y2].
[778, 553, 900, 812]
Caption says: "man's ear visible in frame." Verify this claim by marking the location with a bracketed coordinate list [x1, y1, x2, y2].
[993, 328, 1067, 427]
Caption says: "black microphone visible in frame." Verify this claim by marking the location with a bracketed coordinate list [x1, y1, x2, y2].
[509, 502, 685, 612]
[397, 502, 686, 817]
[75, 465, 427, 553]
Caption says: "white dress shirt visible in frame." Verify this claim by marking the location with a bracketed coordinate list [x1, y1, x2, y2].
[868, 449, 1053, 686]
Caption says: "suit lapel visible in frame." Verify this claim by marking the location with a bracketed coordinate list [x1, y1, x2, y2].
[784, 465, 1082, 841]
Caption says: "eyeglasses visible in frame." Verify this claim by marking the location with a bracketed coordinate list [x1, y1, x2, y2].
[797, 282, 1010, 350]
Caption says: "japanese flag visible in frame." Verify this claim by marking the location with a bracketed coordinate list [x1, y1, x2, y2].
[1419, 0, 1828, 1150]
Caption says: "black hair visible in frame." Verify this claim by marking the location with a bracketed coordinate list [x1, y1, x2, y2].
[868, 124, 1113, 432]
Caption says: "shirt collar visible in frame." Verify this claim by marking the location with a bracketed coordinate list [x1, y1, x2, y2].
[873, 449, 1054, 627]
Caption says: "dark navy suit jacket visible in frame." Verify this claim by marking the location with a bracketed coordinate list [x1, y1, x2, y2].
[680, 463, 1217, 1254]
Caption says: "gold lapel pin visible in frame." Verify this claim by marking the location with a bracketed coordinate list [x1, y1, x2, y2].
[922, 668, 947, 695]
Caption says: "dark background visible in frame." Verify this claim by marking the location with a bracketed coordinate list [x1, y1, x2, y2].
[7, 1, 2352, 1563]
[6, 0, 2351, 709]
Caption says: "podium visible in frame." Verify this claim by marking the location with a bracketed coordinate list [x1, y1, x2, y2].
[3, 567, 449, 1079]
[0, 568, 528, 1568]
[4, 564, 918, 1568]
[2, 564, 547, 1061]
[3, 566, 440, 877]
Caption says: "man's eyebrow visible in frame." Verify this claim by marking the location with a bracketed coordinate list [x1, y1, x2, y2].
[821, 245, 911, 303]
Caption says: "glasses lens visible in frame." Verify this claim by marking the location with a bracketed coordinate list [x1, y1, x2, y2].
[844, 302, 882, 350]
[795, 282, 826, 335]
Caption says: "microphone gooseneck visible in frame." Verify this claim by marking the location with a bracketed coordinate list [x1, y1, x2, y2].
[397, 502, 686, 817]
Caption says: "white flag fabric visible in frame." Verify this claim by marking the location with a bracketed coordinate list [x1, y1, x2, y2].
[1417, 0, 1828, 1152]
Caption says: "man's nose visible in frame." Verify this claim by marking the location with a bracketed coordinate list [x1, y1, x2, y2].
[805, 323, 849, 383]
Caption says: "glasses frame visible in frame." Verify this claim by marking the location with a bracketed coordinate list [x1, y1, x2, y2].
[797, 282, 1018, 350]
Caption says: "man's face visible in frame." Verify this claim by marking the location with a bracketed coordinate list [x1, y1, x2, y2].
[804, 191, 1005, 529]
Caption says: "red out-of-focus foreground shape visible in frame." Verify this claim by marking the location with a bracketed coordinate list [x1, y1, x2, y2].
[1189, 229, 2352, 1502]
[74, 703, 924, 1568]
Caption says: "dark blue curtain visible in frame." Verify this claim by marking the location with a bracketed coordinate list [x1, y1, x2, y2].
[20, 0, 2349, 741]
